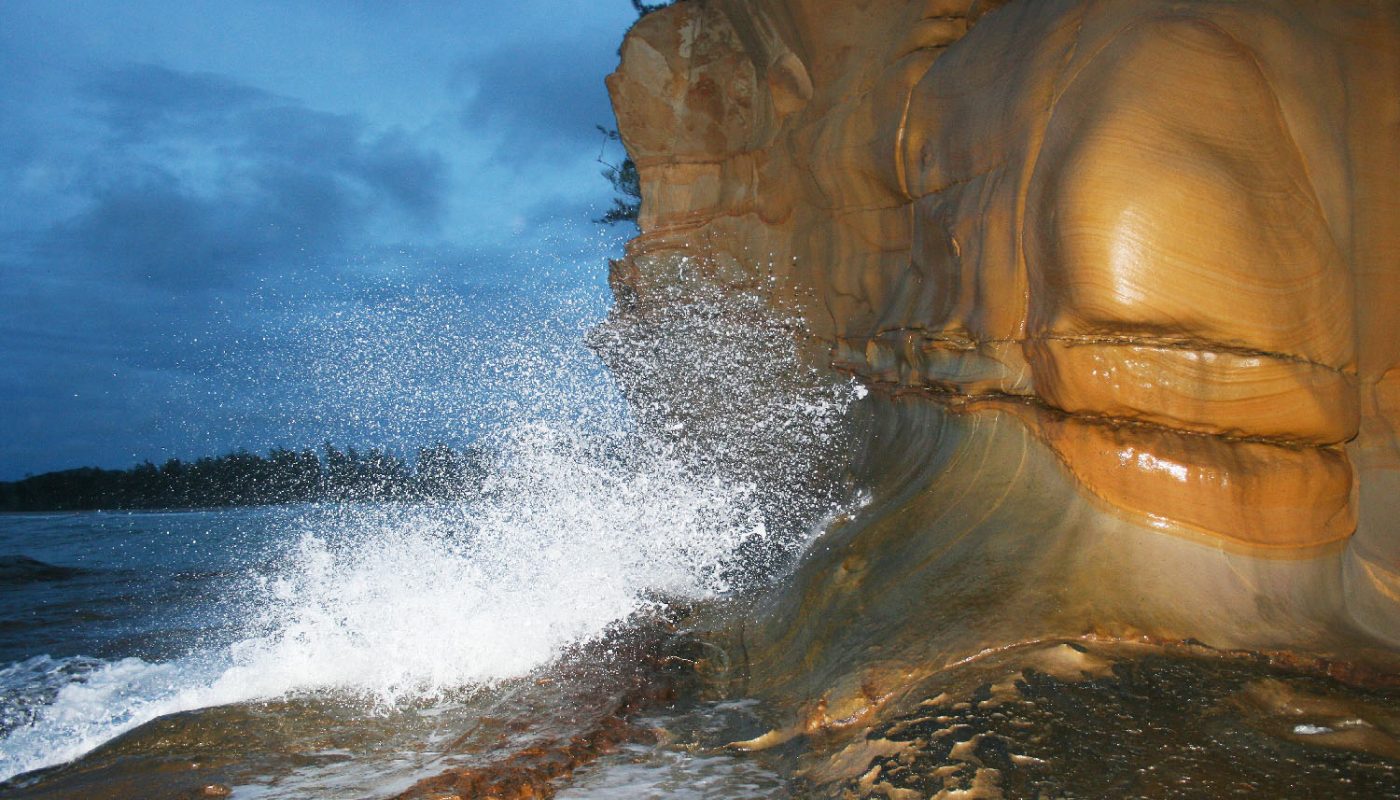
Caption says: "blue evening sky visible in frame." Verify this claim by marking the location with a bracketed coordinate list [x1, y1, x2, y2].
[0, 1, 644, 478]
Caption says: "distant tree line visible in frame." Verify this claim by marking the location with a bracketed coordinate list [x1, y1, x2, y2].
[0, 443, 487, 512]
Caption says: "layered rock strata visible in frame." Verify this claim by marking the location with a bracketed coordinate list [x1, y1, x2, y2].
[606, 0, 1400, 773]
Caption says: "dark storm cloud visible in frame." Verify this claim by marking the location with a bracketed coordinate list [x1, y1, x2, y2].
[0, 61, 456, 475]
[85, 63, 269, 139]
[43, 64, 448, 290]
[48, 172, 273, 289]
[456, 35, 620, 158]
[0, 1, 643, 479]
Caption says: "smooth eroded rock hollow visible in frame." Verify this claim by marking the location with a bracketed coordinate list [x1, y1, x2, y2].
[605, 0, 1400, 780]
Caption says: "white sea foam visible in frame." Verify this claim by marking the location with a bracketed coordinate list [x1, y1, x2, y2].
[215, 424, 773, 705]
[0, 279, 860, 782]
[0, 426, 779, 780]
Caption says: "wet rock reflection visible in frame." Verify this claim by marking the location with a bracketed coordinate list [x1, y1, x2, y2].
[833, 643, 1400, 799]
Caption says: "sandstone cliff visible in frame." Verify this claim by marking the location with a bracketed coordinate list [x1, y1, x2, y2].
[606, 0, 1400, 774]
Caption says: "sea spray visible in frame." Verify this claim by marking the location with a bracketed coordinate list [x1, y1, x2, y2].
[590, 275, 862, 571]
[218, 426, 772, 707]
[0, 277, 861, 783]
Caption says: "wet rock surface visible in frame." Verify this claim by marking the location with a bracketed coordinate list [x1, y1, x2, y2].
[0, 615, 702, 800]
[825, 643, 1400, 799]
[605, 0, 1400, 766]
[607, 0, 1400, 644]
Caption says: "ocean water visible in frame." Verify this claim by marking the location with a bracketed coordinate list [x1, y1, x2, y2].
[0, 493, 790, 794]
[8, 275, 1393, 798]
[0, 506, 300, 776]
[0, 280, 859, 796]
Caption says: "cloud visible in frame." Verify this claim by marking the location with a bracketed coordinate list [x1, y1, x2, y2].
[85, 63, 270, 140]
[0, 2, 643, 478]
[34, 63, 449, 292]
[48, 171, 270, 289]
[0, 62, 463, 476]
[455, 35, 620, 160]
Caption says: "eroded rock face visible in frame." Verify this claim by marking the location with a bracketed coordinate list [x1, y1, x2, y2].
[607, 0, 1400, 764]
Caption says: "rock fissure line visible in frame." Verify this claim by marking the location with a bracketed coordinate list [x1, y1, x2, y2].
[846, 372, 1351, 451]
[858, 328, 1356, 374]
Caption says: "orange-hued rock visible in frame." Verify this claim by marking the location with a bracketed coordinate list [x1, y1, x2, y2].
[606, 0, 1400, 753]
[1034, 408, 1356, 550]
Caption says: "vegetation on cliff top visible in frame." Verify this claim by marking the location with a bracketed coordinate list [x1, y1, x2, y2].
[596, 127, 642, 225]
[596, 0, 674, 225]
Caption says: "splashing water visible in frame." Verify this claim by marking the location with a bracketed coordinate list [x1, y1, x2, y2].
[219, 426, 772, 705]
[591, 277, 862, 562]
[0, 275, 862, 782]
